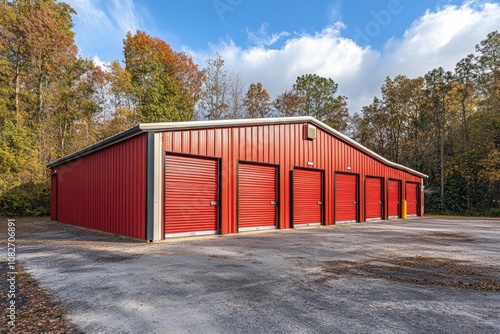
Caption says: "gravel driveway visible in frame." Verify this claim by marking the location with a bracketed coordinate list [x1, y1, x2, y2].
[8, 217, 500, 333]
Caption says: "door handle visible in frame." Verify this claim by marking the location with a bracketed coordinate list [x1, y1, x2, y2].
[396, 201, 400, 204]
[270, 201, 277, 205]
[353, 201, 357, 205]
[317, 201, 322, 205]
[379, 201, 383, 204]
[210, 201, 218, 206]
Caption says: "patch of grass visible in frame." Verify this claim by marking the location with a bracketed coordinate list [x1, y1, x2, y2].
[56, 313, 63, 319]
[21, 313, 29, 319]
[488, 208, 500, 217]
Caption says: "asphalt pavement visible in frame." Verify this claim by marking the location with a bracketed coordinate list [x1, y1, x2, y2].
[10, 217, 500, 333]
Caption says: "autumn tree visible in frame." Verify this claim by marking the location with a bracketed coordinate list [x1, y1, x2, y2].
[1, 0, 76, 119]
[227, 72, 245, 119]
[351, 97, 390, 158]
[381, 75, 425, 164]
[98, 61, 136, 139]
[0, 0, 100, 215]
[454, 55, 477, 149]
[107, 61, 134, 112]
[352, 32, 500, 216]
[292, 74, 349, 132]
[474, 31, 500, 209]
[423, 67, 456, 210]
[475, 31, 500, 150]
[0, 32, 9, 112]
[273, 89, 305, 117]
[50, 57, 105, 156]
[173, 51, 204, 118]
[198, 54, 231, 120]
[123, 31, 202, 123]
[243, 82, 271, 118]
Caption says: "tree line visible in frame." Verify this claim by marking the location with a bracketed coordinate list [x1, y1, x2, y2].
[351, 32, 499, 215]
[0, 0, 498, 216]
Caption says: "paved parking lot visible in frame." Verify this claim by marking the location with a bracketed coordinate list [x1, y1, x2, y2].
[9, 217, 500, 333]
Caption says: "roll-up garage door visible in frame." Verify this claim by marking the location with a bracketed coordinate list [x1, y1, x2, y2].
[407, 182, 419, 216]
[365, 177, 383, 220]
[292, 168, 323, 227]
[165, 154, 219, 237]
[335, 173, 358, 223]
[388, 179, 401, 218]
[238, 163, 277, 231]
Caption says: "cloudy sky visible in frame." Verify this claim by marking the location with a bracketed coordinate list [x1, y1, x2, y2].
[65, 0, 500, 114]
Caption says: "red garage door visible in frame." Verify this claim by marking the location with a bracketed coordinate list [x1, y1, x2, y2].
[165, 154, 219, 237]
[238, 163, 277, 231]
[293, 168, 323, 226]
[407, 182, 419, 216]
[335, 173, 358, 223]
[365, 177, 383, 220]
[388, 179, 401, 218]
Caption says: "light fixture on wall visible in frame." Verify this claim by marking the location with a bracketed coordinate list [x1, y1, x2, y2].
[347, 166, 352, 171]
[307, 161, 314, 166]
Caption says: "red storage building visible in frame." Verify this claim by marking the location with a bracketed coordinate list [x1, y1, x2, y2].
[47, 117, 427, 241]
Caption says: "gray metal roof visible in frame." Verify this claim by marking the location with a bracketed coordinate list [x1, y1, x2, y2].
[47, 116, 428, 178]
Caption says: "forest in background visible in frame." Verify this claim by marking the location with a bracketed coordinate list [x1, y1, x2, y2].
[0, 0, 498, 216]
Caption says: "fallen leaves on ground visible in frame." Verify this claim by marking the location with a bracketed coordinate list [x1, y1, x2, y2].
[320, 256, 500, 291]
[0, 261, 82, 334]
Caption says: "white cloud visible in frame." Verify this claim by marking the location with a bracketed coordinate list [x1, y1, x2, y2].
[328, 1, 343, 22]
[67, 0, 114, 33]
[92, 55, 109, 71]
[65, 0, 146, 61]
[381, 1, 500, 79]
[247, 23, 290, 47]
[190, 1, 500, 115]
[210, 23, 380, 114]
[108, 0, 140, 34]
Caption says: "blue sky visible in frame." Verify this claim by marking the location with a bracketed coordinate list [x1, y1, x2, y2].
[66, 0, 500, 113]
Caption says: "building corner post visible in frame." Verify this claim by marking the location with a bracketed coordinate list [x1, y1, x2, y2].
[146, 132, 155, 241]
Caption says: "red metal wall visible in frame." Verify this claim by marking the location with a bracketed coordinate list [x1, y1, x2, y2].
[51, 134, 147, 239]
[162, 122, 423, 235]
[50, 174, 58, 221]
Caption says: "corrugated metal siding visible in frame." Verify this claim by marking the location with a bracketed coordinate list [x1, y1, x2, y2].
[335, 173, 358, 222]
[165, 154, 219, 235]
[50, 174, 58, 221]
[238, 163, 277, 229]
[366, 177, 383, 220]
[292, 168, 323, 225]
[406, 182, 419, 216]
[159, 122, 423, 233]
[52, 134, 147, 239]
[388, 179, 401, 218]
